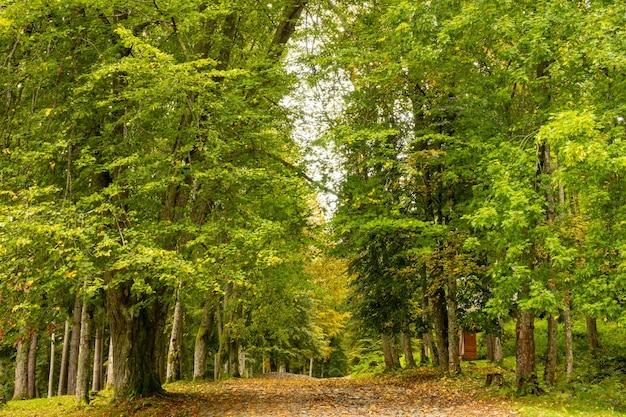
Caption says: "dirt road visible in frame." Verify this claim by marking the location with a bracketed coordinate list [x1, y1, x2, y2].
[161, 373, 519, 417]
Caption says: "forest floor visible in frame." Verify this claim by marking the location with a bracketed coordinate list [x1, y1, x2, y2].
[0, 371, 520, 417]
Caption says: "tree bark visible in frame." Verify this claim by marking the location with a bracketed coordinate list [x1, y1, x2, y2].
[105, 335, 114, 390]
[544, 315, 558, 385]
[431, 288, 449, 373]
[27, 331, 38, 399]
[75, 300, 92, 404]
[390, 335, 401, 369]
[421, 295, 436, 366]
[238, 345, 246, 378]
[155, 314, 169, 384]
[446, 275, 460, 374]
[92, 326, 104, 392]
[586, 316, 601, 358]
[494, 319, 504, 364]
[106, 272, 166, 399]
[217, 283, 240, 378]
[400, 331, 416, 368]
[215, 300, 223, 380]
[486, 333, 495, 362]
[516, 310, 537, 393]
[193, 291, 215, 381]
[48, 332, 56, 398]
[13, 331, 29, 400]
[564, 298, 574, 381]
[57, 320, 70, 396]
[380, 333, 397, 371]
[67, 296, 82, 395]
[166, 287, 184, 384]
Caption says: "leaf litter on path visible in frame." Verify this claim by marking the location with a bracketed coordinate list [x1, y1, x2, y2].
[156, 372, 518, 417]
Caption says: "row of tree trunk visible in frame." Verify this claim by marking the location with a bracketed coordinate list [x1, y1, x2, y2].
[12, 297, 107, 402]
[11, 279, 249, 401]
[379, 286, 602, 388]
[12, 289, 603, 400]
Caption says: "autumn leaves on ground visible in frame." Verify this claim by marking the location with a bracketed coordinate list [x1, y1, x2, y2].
[1, 372, 517, 417]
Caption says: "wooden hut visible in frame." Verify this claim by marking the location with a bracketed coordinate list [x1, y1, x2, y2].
[460, 330, 478, 361]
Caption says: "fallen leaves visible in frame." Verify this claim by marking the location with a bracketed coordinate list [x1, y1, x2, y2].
[155, 373, 518, 417]
[0, 372, 519, 417]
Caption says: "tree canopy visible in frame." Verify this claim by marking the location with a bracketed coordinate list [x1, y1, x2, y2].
[1, 0, 626, 402]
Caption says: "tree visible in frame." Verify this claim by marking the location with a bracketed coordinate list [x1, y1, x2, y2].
[1, 0, 313, 399]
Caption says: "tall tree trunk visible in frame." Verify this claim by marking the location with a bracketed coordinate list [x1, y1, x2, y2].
[516, 310, 537, 393]
[446, 275, 460, 374]
[544, 315, 558, 385]
[586, 316, 601, 358]
[486, 334, 495, 362]
[67, 296, 82, 395]
[401, 331, 416, 368]
[230, 338, 240, 378]
[13, 331, 29, 400]
[380, 333, 397, 371]
[238, 345, 246, 378]
[193, 291, 215, 381]
[48, 332, 56, 398]
[0, 358, 5, 403]
[495, 318, 504, 364]
[155, 317, 169, 384]
[421, 295, 436, 366]
[166, 287, 184, 384]
[215, 301, 223, 380]
[390, 335, 401, 369]
[106, 273, 166, 399]
[105, 335, 114, 390]
[75, 300, 92, 404]
[217, 283, 239, 378]
[564, 297, 574, 381]
[431, 288, 449, 373]
[92, 327, 104, 392]
[27, 331, 38, 399]
[57, 320, 70, 396]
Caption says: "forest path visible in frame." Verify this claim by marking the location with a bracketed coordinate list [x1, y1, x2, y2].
[160, 373, 519, 417]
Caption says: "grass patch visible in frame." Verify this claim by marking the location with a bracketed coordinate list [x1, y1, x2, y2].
[461, 359, 626, 417]
[0, 396, 87, 417]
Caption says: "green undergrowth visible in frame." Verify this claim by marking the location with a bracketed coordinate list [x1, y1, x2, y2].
[0, 382, 224, 417]
[0, 391, 114, 417]
[374, 358, 625, 417]
[461, 359, 626, 417]
[0, 395, 96, 417]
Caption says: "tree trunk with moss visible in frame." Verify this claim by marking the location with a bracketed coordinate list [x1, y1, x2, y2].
[544, 315, 558, 385]
[401, 331, 416, 368]
[432, 288, 449, 373]
[57, 320, 70, 396]
[76, 300, 92, 404]
[586, 316, 601, 358]
[67, 297, 82, 395]
[92, 326, 104, 392]
[27, 331, 38, 399]
[193, 292, 215, 381]
[166, 288, 184, 384]
[13, 331, 29, 400]
[381, 333, 399, 371]
[516, 310, 537, 393]
[564, 299, 574, 381]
